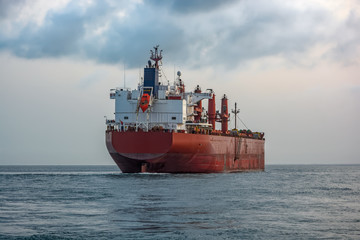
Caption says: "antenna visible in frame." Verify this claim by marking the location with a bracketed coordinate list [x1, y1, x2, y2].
[123, 63, 126, 89]
[138, 66, 141, 86]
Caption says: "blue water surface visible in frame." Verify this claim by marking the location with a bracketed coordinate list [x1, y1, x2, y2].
[0, 165, 359, 239]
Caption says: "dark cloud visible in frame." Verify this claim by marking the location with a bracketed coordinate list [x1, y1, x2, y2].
[0, 0, 359, 68]
[2, 1, 115, 58]
[149, 0, 237, 14]
[205, 3, 331, 67]
[83, 5, 187, 67]
[12, 12, 85, 58]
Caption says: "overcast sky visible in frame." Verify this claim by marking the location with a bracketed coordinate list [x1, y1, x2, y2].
[0, 0, 359, 165]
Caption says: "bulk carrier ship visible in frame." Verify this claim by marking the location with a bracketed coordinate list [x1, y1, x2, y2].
[106, 46, 265, 173]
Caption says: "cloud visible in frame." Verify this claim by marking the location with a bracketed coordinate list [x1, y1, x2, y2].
[0, 0, 359, 69]
[331, 10, 360, 65]
[0, 0, 27, 20]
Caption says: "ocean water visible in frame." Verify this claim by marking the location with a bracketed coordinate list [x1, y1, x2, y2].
[0, 165, 359, 240]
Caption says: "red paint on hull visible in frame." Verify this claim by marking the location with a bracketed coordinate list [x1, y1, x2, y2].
[106, 131, 264, 173]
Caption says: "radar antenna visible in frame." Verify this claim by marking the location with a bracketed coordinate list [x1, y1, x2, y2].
[150, 45, 163, 69]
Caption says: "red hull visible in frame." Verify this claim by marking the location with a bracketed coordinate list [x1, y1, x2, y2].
[106, 131, 264, 173]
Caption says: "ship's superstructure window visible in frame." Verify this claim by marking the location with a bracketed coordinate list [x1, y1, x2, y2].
[172, 117, 176, 120]
[124, 116, 129, 119]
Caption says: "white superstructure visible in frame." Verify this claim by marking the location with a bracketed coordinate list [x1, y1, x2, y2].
[107, 46, 213, 133]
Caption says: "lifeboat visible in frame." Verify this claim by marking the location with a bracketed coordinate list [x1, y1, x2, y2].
[140, 93, 150, 112]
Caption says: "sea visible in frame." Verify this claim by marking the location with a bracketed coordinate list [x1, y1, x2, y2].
[0, 165, 359, 240]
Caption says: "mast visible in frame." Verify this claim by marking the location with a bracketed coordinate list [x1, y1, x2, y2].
[232, 102, 240, 129]
[150, 45, 163, 69]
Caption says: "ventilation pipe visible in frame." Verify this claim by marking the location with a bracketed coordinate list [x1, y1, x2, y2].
[208, 91, 216, 130]
[194, 85, 202, 123]
[221, 94, 229, 133]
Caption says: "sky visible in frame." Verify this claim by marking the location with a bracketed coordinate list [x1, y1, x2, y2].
[0, 0, 359, 165]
